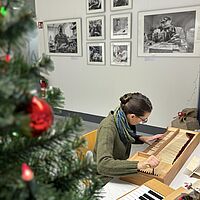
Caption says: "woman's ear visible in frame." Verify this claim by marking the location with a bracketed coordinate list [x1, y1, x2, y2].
[127, 114, 137, 125]
[130, 114, 136, 118]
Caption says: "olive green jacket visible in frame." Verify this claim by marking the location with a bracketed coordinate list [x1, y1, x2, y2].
[93, 112, 143, 182]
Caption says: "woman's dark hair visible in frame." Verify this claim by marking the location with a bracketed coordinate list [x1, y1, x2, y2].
[120, 92, 152, 116]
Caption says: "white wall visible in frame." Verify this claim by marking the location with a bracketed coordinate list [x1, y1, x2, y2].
[35, 0, 200, 128]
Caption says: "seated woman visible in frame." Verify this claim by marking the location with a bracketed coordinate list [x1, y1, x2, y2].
[93, 92, 163, 184]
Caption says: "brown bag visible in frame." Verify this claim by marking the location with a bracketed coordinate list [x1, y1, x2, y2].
[181, 108, 198, 118]
[171, 108, 200, 131]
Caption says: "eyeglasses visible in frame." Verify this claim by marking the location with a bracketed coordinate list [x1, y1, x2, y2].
[137, 116, 148, 123]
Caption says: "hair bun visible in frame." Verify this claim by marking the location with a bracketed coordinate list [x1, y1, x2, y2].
[120, 93, 132, 104]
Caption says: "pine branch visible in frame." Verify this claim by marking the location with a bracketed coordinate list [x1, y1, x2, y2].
[0, 9, 36, 48]
[0, 116, 102, 199]
[36, 54, 54, 74]
[0, 1, 103, 198]
[0, 117, 82, 175]
[46, 87, 65, 108]
[52, 158, 103, 199]
[0, 54, 63, 134]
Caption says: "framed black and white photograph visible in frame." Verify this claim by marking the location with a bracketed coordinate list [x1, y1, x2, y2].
[86, 0, 105, 14]
[111, 13, 131, 39]
[111, 42, 131, 66]
[44, 18, 82, 56]
[87, 16, 105, 40]
[87, 42, 105, 65]
[111, 0, 132, 11]
[138, 6, 200, 57]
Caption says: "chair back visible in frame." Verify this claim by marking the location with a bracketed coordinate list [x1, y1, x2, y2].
[78, 129, 97, 159]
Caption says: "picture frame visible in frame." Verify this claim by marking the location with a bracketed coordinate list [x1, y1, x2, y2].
[110, 41, 131, 66]
[111, 13, 132, 39]
[86, 0, 105, 14]
[111, 0, 132, 11]
[43, 18, 82, 56]
[87, 42, 105, 65]
[86, 15, 105, 40]
[138, 6, 200, 57]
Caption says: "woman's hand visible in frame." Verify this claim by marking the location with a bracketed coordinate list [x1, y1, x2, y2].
[139, 134, 164, 145]
[137, 155, 160, 170]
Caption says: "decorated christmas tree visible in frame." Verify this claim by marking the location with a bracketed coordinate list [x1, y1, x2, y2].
[0, 0, 102, 199]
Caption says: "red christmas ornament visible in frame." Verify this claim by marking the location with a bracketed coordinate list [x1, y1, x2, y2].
[178, 111, 186, 119]
[40, 80, 48, 88]
[5, 54, 11, 62]
[40, 80, 48, 98]
[28, 96, 53, 137]
[21, 163, 34, 181]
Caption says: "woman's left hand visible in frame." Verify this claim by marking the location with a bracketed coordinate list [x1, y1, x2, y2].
[139, 134, 164, 145]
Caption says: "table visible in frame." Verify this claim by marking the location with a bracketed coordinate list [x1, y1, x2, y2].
[100, 142, 200, 200]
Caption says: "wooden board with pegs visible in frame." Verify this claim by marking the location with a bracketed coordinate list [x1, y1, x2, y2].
[120, 127, 200, 185]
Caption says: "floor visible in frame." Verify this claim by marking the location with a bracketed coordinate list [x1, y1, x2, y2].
[80, 120, 99, 135]
[54, 115, 99, 135]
